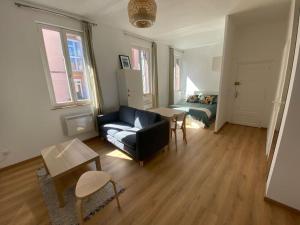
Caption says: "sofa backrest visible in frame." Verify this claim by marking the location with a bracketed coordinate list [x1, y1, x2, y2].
[119, 106, 136, 126]
[119, 106, 160, 128]
[134, 109, 160, 129]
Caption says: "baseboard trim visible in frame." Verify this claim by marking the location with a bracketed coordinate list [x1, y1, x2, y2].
[264, 197, 300, 214]
[214, 122, 228, 134]
[83, 135, 99, 142]
[0, 155, 42, 172]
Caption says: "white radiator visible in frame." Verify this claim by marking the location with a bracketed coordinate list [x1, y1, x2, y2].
[64, 113, 94, 136]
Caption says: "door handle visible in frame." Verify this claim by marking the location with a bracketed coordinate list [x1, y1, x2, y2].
[234, 81, 240, 98]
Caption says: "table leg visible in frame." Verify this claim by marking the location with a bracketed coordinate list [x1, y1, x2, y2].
[111, 180, 121, 208]
[42, 159, 49, 174]
[76, 199, 84, 225]
[168, 118, 172, 150]
[53, 179, 65, 208]
[183, 125, 187, 144]
[95, 156, 102, 171]
[182, 114, 187, 144]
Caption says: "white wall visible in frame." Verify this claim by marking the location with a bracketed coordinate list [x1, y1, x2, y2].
[181, 44, 223, 98]
[157, 43, 170, 107]
[92, 25, 170, 111]
[0, 0, 170, 168]
[92, 25, 130, 112]
[215, 17, 235, 132]
[0, 0, 97, 168]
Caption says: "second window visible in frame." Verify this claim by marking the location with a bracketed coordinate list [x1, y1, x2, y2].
[131, 47, 152, 95]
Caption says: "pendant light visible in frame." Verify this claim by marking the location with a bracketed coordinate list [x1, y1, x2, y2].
[128, 0, 157, 28]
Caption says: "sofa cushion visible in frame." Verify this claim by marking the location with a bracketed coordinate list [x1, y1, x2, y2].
[101, 122, 132, 136]
[114, 130, 137, 149]
[119, 106, 136, 126]
[134, 110, 159, 129]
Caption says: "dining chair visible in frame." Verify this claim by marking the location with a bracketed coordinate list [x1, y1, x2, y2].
[171, 113, 187, 151]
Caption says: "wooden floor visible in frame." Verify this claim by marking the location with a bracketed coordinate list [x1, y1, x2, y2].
[1, 124, 300, 225]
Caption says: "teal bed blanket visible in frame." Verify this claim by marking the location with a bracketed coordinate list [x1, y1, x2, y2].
[170, 99, 217, 127]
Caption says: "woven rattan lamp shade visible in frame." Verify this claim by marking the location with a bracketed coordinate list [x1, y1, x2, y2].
[128, 0, 157, 28]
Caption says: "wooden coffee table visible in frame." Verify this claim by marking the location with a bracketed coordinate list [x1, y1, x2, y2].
[41, 138, 101, 207]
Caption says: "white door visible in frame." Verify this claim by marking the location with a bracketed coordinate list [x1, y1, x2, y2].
[126, 70, 144, 109]
[232, 62, 272, 127]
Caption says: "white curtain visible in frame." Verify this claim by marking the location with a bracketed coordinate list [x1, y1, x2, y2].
[82, 21, 104, 114]
[152, 42, 159, 107]
[169, 47, 175, 105]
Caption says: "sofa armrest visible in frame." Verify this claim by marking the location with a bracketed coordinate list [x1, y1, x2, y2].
[97, 111, 119, 127]
[136, 120, 169, 160]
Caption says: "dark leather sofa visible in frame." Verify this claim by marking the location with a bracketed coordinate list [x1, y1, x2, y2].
[97, 106, 169, 165]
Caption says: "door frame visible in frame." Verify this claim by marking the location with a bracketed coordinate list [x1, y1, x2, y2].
[266, 13, 300, 157]
[266, 43, 290, 156]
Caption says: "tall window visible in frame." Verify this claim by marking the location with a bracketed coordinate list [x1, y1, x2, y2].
[174, 58, 181, 91]
[131, 47, 151, 94]
[40, 25, 90, 107]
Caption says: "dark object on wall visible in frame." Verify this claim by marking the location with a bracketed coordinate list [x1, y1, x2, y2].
[119, 55, 131, 69]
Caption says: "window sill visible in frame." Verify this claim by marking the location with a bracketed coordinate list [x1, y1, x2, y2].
[51, 102, 92, 110]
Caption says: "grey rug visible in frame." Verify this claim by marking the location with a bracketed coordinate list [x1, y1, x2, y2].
[37, 167, 125, 225]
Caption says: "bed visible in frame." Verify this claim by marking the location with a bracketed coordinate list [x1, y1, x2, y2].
[169, 93, 218, 127]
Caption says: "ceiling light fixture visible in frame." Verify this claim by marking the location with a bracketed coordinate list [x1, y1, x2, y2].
[128, 0, 157, 28]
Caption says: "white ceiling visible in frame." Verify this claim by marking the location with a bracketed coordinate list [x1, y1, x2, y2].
[26, 0, 290, 49]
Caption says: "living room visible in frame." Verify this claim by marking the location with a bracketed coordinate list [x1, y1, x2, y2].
[1, 0, 300, 225]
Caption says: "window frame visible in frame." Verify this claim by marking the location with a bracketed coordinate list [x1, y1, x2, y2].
[38, 23, 91, 109]
[131, 45, 152, 95]
[74, 78, 83, 94]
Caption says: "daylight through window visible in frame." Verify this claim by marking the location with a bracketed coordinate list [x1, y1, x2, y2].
[131, 47, 151, 94]
[175, 58, 181, 91]
[40, 25, 90, 107]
